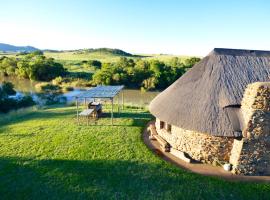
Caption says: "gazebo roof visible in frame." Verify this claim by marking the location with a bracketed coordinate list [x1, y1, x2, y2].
[75, 85, 124, 99]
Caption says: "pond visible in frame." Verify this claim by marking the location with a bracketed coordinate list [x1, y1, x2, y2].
[0, 77, 160, 107]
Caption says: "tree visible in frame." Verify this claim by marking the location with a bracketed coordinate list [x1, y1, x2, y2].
[184, 57, 201, 68]
[0, 53, 66, 81]
[88, 60, 102, 69]
[82, 60, 102, 70]
[0, 81, 35, 113]
[0, 57, 17, 76]
[1, 81, 16, 95]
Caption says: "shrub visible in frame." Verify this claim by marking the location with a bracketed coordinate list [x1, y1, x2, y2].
[0, 98, 17, 113]
[1, 81, 16, 95]
[35, 83, 62, 92]
[63, 86, 74, 92]
[0, 53, 66, 81]
[17, 96, 36, 108]
[52, 76, 63, 85]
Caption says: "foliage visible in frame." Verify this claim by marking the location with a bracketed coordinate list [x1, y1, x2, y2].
[62, 86, 74, 92]
[81, 60, 102, 70]
[1, 81, 16, 95]
[0, 106, 269, 199]
[92, 57, 200, 90]
[184, 57, 201, 68]
[1, 50, 201, 90]
[51, 75, 91, 88]
[0, 52, 66, 81]
[16, 96, 35, 108]
[35, 82, 62, 92]
[0, 81, 35, 113]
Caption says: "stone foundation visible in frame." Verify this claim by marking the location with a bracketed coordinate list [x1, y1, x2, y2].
[155, 119, 233, 165]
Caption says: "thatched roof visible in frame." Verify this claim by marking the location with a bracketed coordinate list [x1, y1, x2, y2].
[149, 48, 270, 137]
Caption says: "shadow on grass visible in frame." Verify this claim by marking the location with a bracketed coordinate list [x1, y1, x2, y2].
[0, 107, 153, 130]
[80, 111, 153, 127]
[0, 156, 269, 199]
[0, 109, 75, 128]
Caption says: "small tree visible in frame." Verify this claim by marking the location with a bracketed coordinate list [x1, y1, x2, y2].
[1, 81, 16, 95]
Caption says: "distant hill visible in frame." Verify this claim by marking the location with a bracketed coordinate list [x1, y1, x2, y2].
[0, 43, 39, 52]
[74, 48, 133, 57]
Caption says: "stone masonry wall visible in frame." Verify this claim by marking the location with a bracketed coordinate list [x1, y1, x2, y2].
[155, 119, 233, 165]
[230, 82, 270, 175]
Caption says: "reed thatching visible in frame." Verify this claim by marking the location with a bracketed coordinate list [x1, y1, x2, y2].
[150, 48, 270, 137]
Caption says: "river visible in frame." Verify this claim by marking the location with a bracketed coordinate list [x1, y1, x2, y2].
[0, 77, 160, 107]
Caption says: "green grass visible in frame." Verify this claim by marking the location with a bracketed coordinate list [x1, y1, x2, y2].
[0, 106, 269, 199]
[44, 51, 137, 63]
[44, 51, 190, 64]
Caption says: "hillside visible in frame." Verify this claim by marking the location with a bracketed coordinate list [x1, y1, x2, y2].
[0, 43, 39, 52]
[0, 44, 191, 64]
[75, 48, 133, 56]
[44, 49, 190, 63]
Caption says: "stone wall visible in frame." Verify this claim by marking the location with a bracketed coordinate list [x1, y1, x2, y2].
[155, 119, 234, 165]
[230, 82, 270, 175]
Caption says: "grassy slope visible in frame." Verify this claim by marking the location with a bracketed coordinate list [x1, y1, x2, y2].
[43, 51, 189, 63]
[0, 106, 269, 199]
[44, 51, 130, 63]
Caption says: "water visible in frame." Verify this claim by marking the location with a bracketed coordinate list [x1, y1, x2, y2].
[0, 77, 160, 106]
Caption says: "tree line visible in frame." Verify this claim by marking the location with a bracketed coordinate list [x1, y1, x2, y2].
[0, 51, 66, 81]
[0, 51, 201, 90]
[92, 57, 200, 90]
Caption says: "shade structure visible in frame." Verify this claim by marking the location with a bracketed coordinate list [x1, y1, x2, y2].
[149, 48, 270, 137]
[75, 85, 124, 99]
[74, 85, 124, 125]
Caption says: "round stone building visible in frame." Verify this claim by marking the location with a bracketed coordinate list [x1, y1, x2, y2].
[149, 48, 270, 175]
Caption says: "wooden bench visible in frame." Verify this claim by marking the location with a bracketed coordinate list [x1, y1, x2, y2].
[153, 134, 170, 152]
[148, 124, 158, 140]
[78, 109, 97, 125]
[148, 124, 170, 152]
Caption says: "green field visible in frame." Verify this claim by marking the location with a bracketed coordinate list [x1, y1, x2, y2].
[0, 106, 269, 199]
[43, 51, 190, 63]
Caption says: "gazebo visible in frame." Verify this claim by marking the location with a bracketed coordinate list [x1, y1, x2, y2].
[74, 85, 124, 125]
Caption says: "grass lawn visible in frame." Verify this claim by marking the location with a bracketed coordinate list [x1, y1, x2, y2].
[0, 106, 269, 199]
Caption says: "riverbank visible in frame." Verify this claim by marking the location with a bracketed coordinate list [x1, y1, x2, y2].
[0, 76, 160, 107]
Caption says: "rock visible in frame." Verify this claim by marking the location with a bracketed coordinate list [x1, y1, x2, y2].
[223, 163, 232, 171]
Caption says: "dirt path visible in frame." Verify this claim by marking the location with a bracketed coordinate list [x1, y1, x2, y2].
[143, 121, 270, 182]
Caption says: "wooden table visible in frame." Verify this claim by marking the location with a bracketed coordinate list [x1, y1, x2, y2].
[78, 109, 95, 125]
[79, 109, 94, 116]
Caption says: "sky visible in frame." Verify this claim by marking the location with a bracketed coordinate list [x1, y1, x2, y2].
[0, 0, 270, 56]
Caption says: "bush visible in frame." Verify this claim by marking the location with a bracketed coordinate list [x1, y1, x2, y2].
[0, 81, 35, 113]
[1, 81, 16, 95]
[35, 83, 62, 92]
[0, 53, 66, 81]
[17, 96, 36, 108]
[0, 98, 17, 113]
[63, 86, 74, 92]
[52, 76, 63, 85]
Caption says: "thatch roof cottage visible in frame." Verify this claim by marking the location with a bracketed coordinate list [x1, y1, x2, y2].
[149, 48, 270, 175]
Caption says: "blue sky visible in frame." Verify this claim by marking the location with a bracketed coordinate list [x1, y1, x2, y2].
[0, 0, 269, 55]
